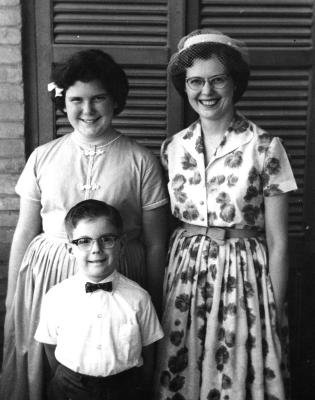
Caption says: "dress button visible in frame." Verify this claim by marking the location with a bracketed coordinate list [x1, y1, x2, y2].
[200, 217, 205, 221]
[97, 314, 102, 318]
[200, 201, 204, 205]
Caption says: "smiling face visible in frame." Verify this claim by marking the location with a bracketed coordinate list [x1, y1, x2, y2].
[185, 56, 235, 123]
[69, 216, 121, 282]
[65, 80, 116, 144]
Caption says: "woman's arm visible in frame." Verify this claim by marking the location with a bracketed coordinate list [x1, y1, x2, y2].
[142, 205, 169, 316]
[5, 198, 42, 309]
[264, 193, 289, 329]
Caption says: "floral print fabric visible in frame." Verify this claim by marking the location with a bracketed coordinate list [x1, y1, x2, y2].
[154, 114, 297, 400]
[162, 114, 296, 230]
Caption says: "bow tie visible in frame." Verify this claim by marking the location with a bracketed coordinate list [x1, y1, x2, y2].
[85, 281, 113, 293]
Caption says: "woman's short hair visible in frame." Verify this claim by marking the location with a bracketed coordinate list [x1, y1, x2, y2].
[168, 29, 250, 104]
[50, 49, 129, 115]
[64, 199, 123, 239]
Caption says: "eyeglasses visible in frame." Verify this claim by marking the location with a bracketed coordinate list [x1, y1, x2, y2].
[71, 235, 119, 251]
[186, 74, 230, 91]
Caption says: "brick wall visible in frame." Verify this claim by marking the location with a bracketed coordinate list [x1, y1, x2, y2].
[0, 0, 24, 360]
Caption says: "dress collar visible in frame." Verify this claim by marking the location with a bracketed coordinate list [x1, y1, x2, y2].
[178, 112, 254, 165]
[213, 113, 254, 162]
[70, 131, 122, 151]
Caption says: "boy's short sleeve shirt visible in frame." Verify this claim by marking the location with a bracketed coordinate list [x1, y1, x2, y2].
[35, 271, 163, 377]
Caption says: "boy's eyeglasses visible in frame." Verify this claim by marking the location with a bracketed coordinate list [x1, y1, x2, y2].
[71, 235, 119, 251]
[186, 74, 230, 91]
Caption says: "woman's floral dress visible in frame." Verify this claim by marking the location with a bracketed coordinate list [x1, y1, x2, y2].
[154, 114, 297, 400]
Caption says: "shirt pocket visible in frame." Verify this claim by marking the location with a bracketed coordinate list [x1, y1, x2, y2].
[118, 323, 142, 364]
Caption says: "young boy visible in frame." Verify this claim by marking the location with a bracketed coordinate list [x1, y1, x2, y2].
[35, 199, 164, 400]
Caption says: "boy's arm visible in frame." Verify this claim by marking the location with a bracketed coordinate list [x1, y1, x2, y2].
[44, 343, 58, 376]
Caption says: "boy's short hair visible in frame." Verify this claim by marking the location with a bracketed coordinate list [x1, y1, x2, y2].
[65, 200, 123, 238]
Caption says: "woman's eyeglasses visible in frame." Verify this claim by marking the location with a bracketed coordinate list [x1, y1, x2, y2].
[71, 235, 119, 251]
[186, 74, 230, 91]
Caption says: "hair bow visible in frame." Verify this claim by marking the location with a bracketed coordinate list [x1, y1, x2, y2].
[47, 82, 64, 97]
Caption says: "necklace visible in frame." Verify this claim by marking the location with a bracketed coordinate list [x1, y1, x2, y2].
[71, 130, 122, 149]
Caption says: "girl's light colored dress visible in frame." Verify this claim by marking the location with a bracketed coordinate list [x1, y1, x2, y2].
[1, 132, 168, 400]
[154, 114, 297, 400]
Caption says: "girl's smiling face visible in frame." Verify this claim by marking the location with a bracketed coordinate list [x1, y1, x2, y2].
[65, 80, 116, 144]
[185, 56, 234, 123]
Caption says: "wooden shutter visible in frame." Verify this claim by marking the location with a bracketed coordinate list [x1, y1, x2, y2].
[53, 1, 168, 46]
[32, 0, 185, 156]
[199, 0, 312, 47]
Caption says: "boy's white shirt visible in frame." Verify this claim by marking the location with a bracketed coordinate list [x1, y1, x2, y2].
[35, 270, 164, 377]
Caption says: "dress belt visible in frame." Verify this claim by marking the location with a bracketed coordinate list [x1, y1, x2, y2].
[182, 223, 263, 245]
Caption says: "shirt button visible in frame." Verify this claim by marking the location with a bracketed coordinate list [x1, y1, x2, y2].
[200, 201, 204, 205]
[200, 217, 205, 221]
[97, 314, 102, 318]
[97, 345, 102, 350]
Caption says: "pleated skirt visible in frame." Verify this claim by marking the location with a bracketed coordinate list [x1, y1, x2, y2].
[0, 233, 145, 400]
[154, 228, 290, 400]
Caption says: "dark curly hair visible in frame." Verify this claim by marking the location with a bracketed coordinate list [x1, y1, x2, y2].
[50, 49, 129, 115]
[168, 30, 250, 104]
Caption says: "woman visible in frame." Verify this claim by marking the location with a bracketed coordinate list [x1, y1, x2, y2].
[1, 49, 168, 400]
[154, 29, 297, 400]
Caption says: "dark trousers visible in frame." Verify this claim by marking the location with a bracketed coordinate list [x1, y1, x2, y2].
[47, 364, 139, 400]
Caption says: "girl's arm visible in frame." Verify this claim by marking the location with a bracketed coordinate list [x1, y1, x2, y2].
[142, 205, 169, 316]
[264, 193, 289, 329]
[5, 197, 42, 309]
[139, 343, 156, 399]
[44, 344, 58, 376]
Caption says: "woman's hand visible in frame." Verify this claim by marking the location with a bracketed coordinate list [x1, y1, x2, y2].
[265, 193, 289, 332]
[5, 198, 42, 309]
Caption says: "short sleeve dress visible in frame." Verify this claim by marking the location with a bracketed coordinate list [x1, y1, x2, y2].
[154, 114, 297, 400]
[1, 132, 168, 400]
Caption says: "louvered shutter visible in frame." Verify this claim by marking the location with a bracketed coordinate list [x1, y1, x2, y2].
[34, 0, 185, 156]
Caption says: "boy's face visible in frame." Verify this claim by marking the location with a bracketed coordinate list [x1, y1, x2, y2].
[69, 216, 121, 282]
